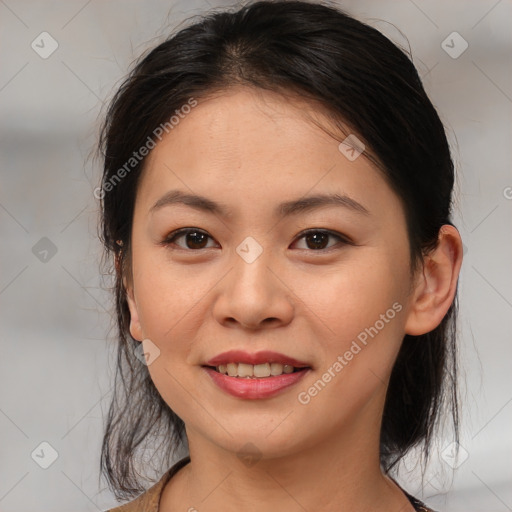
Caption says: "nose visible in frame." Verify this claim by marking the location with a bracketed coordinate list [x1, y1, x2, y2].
[212, 247, 295, 330]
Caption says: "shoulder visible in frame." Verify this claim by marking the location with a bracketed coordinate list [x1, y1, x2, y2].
[391, 478, 437, 512]
[104, 456, 191, 512]
[104, 474, 168, 512]
[404, 490, 437, 512]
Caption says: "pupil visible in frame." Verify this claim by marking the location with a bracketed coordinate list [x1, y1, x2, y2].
[187, 232, 207, 249]
[307, 232, 328, 250]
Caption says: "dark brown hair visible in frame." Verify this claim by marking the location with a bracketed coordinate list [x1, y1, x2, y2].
[97, 0, 460, 500]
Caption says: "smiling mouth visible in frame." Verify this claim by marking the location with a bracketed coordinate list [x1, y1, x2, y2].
[204, 362, 310, 378]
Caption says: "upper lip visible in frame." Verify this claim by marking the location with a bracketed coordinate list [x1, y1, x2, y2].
[204, 350, 311, 368]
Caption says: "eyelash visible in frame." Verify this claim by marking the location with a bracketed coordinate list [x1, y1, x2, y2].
[161, 227, 354, 252]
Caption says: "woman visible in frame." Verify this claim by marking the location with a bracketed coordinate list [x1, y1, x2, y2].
[98, 1, 463, 511]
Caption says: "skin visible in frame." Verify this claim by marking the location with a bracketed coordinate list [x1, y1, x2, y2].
[123, 86, 463, 512]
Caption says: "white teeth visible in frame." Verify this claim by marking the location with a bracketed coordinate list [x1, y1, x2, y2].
[227, 363, 238, 376]
[270, 363, 284, 375]
[254, 363, 271, 377]
[215, 362, 302, 378]
[237, 363, 253, 378]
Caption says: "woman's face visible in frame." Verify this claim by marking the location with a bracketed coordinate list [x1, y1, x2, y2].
[125, 86, 418, 459]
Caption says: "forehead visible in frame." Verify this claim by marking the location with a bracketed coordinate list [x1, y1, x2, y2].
[136, 86, 400, 220]
[150, 87, 341, 170]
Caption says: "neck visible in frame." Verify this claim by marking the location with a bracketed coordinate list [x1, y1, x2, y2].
[161, 395, 414, 512]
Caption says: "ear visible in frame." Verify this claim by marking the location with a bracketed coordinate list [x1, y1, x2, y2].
[120, 265, 144, 342]
[404, 225, 463, 336]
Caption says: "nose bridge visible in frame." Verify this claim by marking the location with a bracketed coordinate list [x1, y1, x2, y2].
[231, 235, 274, 295]
[212, 235, 294, 328]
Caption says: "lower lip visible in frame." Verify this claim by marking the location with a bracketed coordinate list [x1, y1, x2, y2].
[203, 367, 311, 399]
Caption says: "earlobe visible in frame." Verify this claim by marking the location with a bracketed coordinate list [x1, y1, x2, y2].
[404, 225, 463, 336]
[124, 279, 144, 342]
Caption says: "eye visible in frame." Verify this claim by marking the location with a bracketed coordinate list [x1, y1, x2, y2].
[161, 228, 353, 252]
[291, 229, 352, 251]
[161, 228, 218, 250]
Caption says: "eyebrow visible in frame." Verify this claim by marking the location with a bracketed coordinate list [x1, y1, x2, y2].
[150, 189, 370, 218]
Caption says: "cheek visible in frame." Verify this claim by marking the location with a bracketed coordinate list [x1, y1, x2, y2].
[293, 258, 408, 430]
[131, 256, 208, 420]
[131, 251, 210, 344]
[296, 250, 409, 344]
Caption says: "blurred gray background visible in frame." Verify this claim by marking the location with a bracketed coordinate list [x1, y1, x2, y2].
[0, 1, 511, 511]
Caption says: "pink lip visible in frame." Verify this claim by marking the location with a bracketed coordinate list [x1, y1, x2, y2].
[203, 366, 311, 399]
[203, 350, 310, 368]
